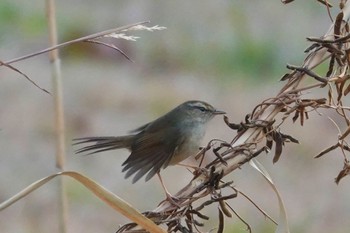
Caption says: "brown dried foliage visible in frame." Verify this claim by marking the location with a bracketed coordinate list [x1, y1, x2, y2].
[117, 1, 350, 232]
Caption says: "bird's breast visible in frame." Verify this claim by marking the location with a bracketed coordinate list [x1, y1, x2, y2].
[169, 125, 205, 165]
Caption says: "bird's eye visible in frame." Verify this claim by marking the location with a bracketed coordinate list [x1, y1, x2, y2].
[197, 106, 207, 112]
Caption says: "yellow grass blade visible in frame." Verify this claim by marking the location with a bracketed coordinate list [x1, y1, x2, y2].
[249, 159, 290, 233]
[0, 171, 165, 233]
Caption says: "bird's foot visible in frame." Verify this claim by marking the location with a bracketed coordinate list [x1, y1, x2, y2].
[158, 192, 182, 208]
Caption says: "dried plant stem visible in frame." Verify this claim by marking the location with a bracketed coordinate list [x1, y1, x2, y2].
[45, 1, 68, 232]
[1, 21, 149, 66]
[153, 0, 350, 215]
[114, 2, 350, 232]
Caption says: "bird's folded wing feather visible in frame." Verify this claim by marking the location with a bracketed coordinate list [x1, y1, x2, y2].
[122, 127, 185, 183]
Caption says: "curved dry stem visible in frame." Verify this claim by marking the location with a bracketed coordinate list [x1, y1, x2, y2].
[118, 1, 350, 232]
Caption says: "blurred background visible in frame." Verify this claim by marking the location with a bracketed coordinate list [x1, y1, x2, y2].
[1, 0, 349, 232]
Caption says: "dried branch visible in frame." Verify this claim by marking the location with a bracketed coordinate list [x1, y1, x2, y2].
[0, 60, 50, 95]
[116, 1, 350, 232]
[0, 21, 150, 66]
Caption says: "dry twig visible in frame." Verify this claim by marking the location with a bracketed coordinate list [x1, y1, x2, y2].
[115, 1, 350, 232]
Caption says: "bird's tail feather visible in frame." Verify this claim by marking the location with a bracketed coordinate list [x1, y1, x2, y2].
[73, 136, 134, 155]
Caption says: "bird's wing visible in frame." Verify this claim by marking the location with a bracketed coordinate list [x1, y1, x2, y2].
[122, 127, 185, 183]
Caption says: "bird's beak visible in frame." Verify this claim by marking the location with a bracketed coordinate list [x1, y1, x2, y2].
[213, 109, 226, 115]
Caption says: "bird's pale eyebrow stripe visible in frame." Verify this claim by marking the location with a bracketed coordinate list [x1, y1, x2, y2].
[188, 102, 209, 109]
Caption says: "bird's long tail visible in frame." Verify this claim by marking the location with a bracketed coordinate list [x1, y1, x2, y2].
[73, 136, 134, 155]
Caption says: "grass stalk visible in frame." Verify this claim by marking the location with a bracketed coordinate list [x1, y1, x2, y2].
[45, 0, 68, 232]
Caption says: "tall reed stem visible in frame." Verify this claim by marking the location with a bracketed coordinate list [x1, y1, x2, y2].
[46, 0, 68, 232]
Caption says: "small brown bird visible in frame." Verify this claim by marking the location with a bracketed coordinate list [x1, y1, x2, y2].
[74, 100, 225, 201]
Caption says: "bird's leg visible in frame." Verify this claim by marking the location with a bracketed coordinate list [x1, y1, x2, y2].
[157, 173, 180, 207]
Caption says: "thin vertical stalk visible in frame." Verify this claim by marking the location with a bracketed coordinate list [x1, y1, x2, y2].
[45, 0, 68, 232]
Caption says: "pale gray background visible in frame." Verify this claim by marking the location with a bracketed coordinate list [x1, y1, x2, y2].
[0, 1, 349, 233]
